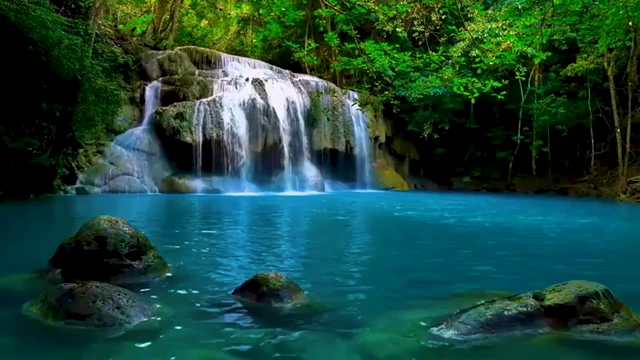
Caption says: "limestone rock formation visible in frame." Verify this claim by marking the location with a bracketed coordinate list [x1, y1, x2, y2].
[160, 73, 213, 105]
[78, 45, 420, 192]
[77, 122, 170, 194]
[48, 215, 169, 286]
[430, 280, 640, 343]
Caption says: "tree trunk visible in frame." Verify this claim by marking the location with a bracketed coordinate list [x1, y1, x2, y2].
[624, 35, 639, 178]
[604, 50, 625, 191]
[547, 122, 551, 178]
[87, 0, 104, 58]
[531, 63, 543, 177]
[150, 0, 170, 39]
[164, 0, 183, 44]
[532, 126, 537, 176]
[587, 81, 595, 174]
[508, 68, 535, 182]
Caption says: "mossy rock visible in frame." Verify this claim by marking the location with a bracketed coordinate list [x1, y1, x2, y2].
[22, 281, 156, 337]
[372, 160, 409, 191]
[154, 102, 196, 144]
[429, 280, 640, 344]
[176, 46, 223, 70]
[160, 74, 213, 103]
[156, 50, 197, 77]
[48, 215, 169, 286]
[390, 137, 419, 160]
[232, 272, 307, 307]
[308, 87, 356, 152]
[353, 290, 514, 358]
[159, 175, 198, 193]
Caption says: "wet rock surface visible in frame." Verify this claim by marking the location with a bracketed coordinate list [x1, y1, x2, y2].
[430, 281, 640, 343]
[48, 215, 169, 286]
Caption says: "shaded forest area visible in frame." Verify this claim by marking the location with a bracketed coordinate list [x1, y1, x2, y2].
[1, 0, 639, 200]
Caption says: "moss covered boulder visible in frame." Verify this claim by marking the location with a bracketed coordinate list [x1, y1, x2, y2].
[48, 216, 169, 286]
[160, 73, 213, 105]
[22, 281, 155, 336]
[232, 272, 307, 307]
[159, 175, 199, 193]
[372, 160, 409, 191]
[154, 101, 196, 144]
[429, 280, 640, 343]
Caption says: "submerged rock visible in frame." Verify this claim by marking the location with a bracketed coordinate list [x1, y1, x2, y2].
[430, 280, 640, 343]
[48, 215, 169, 286]
[22, 281, 154, 336]
[0, 269, 63, 300]
[74, 185, 101, 195]
[352, 290, 514, 359]
[232, 272, 307, 307]
[159, 175, 257, 194]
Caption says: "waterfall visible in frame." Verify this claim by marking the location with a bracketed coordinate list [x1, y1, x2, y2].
[346, 92, 372, 189]
[115, 80, 162, 156]
[141, 81, 162, 126]
[191, 53, 314, 192]
[77, 80, 168, 193]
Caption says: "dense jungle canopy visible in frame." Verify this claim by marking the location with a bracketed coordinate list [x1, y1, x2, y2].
[0, 0, 639, 199]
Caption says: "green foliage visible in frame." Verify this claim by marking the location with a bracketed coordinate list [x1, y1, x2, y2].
[2, 0, 639, 198]
[0, 0, 128, 199]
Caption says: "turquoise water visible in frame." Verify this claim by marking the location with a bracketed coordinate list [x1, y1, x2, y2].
[0, 191, 639, 359]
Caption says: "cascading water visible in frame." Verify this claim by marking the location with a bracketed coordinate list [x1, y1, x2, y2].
[346, 92, 373, 189]
[115, 80, 162, 155]
[191, 53, 315, 192]
[141, 81, 162, 126]
[80, 48, 381, 194]
[76, 80, 167, 193]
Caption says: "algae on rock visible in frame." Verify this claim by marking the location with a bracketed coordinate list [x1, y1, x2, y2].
[430, 280, 640, 343]
[48, 215, 170, 286]
[308, 87, 355, 153]
[155, 102, 197, 144]
[372, 160, 409, 191]
[160, 73, 213, 104]
[22, 281, 154, 334]
[232, 272, 307, 307]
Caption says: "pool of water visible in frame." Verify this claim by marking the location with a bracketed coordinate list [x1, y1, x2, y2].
[0, 191, 639, 359]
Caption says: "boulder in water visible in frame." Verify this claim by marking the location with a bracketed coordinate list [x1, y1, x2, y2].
[103, 175, 149, 193]
[232, 272, 306, 307]
[74, 185, 101, 195]
[159, 175, 257, 194]
[22, 281, 154, 336]
[429, 280, 640, 343]
[159, 175, 198, 193]
[372, 160, 408, 191]
[48, 215, 169, 286]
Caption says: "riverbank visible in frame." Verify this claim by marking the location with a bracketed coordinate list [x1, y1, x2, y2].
[408, 164, 640, 202]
